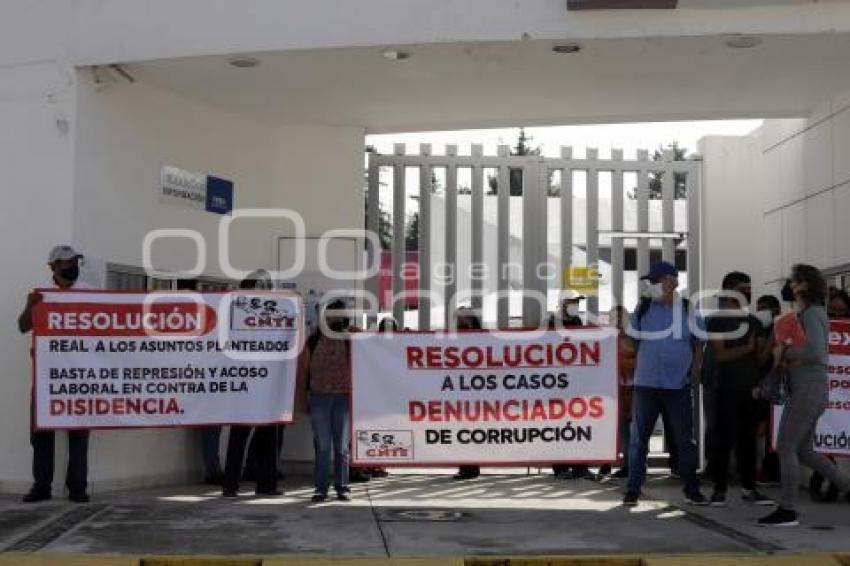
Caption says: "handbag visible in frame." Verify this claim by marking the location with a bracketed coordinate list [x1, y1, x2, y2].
[755, 367, 789, 404]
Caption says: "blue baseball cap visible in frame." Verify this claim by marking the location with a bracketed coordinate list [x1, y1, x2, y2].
[641, 261, 678, 281]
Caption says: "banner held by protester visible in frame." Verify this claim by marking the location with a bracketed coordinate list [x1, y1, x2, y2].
[772, 319, 850, 457]
[32, 290, 302, 429]
[351, 328, 619, 466]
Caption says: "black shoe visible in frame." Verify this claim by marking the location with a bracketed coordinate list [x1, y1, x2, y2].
[742, 489, 774, 506]
[222, 488, 238, 498]
[22, 488, 51, 503]
[453, 472, 479, 481]
[623, 491, 640, 507]
[685, 490, 709, 506]
[758, 507, 799, 527]
[709, 491, 727, 507]
[336, 491, 351, 502]
[68, 492, 90, 504]
[612, 468, 629, 479]
[255, 489, 283, 496]
[311, 492, 327, 503]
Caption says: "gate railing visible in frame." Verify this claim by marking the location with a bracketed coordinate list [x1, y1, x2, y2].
[366, 143, 701, 330]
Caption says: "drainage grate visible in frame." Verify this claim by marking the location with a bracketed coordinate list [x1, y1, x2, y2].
[4, 504, 107, 552]
[383, 508, 470, 522]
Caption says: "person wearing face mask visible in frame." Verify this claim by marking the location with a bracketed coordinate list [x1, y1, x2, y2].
[759, 265, 850, 526]
[18, 245, 93, 503]
[222, 270, 293, 498]
[807, 287, 850, 503]
[609, 305, 636, 479]
[622, 261, 708, 507]
[704, 272, 773, 507]
[307, 299, 355, 502]
[753, 295, 782, 488]
[454, 308, 485, 481]
[548, 292, 595, 480]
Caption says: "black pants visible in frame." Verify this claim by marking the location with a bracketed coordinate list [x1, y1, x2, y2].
[458, 466, 480, 477]
[709, 389, 758, 492]
[31, 429, 89, 494]
[224, 425, 278, 492]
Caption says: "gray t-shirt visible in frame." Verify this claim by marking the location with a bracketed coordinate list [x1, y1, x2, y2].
[785, 305, 829, 386]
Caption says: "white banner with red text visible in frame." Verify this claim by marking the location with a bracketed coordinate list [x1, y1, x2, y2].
[771, 320, 850, 457]
[33, 290, 302, 429]
[351, 328, 619, 466]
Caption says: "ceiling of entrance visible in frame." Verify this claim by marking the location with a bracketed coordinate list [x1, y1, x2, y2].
[127, 33, 850, 132]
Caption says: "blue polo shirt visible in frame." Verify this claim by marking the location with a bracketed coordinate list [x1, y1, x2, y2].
[627, 299, 703, 390]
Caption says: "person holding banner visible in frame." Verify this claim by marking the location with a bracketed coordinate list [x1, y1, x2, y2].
[548, 292, 593, 480]
[453, 307, 484, 481]
[760, 264, 850, 527]
[308, 299, 354, 502]
[623, 261, 708, 507]
[222, 270, 286, 498]
[18, 245, 91, 503]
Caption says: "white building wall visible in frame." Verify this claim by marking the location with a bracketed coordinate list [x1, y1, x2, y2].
[0, 62, 77, 492]
[698, 135, 764, 293]
[757, 93, 850, 295]
[0, 68, 364, 492]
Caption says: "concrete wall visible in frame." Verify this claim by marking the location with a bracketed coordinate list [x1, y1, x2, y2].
[758, 93, 850, 295]
[0, 62, 77, 493]
[0, 67, 364, 492]
[5, 0, 850, 68]
[698, 135, 764, 293]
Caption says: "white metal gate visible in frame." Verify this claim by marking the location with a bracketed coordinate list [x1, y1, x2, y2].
[366, 143, 701, 329]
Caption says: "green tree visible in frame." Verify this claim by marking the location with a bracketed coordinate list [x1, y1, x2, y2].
[628, 142, 688, 199]
[487, 127, 542, 196]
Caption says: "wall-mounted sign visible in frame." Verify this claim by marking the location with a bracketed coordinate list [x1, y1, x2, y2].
[161, 166, 233, 215]
[563, 265, 599, 296]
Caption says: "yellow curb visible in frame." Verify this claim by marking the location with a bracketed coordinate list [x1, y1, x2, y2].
[140, 557, 263, 566]
[0, 553, 137, 566]
[467, 556, 642, 566]
[646, 554, 842, 566]
[265, 559, 464, 566]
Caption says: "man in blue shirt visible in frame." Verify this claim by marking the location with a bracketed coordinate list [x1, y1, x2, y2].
[623, 261, 708, 506]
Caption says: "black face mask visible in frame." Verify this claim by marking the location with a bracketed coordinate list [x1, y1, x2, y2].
[781, 280, 795, 303]
[59, 264, 80, 283]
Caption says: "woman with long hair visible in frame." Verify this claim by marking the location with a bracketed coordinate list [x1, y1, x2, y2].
[759, 265, 850, 526]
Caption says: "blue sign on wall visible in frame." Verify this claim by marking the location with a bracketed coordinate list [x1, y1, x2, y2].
[205, 175, 234, 215]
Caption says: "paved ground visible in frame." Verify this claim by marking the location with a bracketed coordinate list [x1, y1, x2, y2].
[1, 471, 848, 558]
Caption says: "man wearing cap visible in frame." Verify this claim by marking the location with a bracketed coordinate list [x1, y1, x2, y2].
[17, 245, 92, 503]
[548, 291, 592, 480]
[622, 261, 708, 507]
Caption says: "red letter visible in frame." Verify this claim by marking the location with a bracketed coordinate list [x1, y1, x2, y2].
[406, 347, 424, 368]
[409, 401, 426, 421]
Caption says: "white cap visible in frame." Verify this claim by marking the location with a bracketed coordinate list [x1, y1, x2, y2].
[48, 245, 83, 264]
[560, 289, 586, 301]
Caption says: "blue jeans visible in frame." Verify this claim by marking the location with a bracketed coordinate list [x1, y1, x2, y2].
[627, 386, 700, 495]
[310, 393, 351, 494]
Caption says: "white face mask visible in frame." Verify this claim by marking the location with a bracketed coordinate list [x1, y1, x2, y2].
[754, 309, 773, 328]
[648, 282, 665, 301]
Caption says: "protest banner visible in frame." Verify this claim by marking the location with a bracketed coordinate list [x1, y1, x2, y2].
[32, 290, 302, 429]
[351, 328, 619, 466]
[771, 319, 850, 457]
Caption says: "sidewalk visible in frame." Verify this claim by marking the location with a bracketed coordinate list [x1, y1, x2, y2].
[0, 472, 848, 558]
